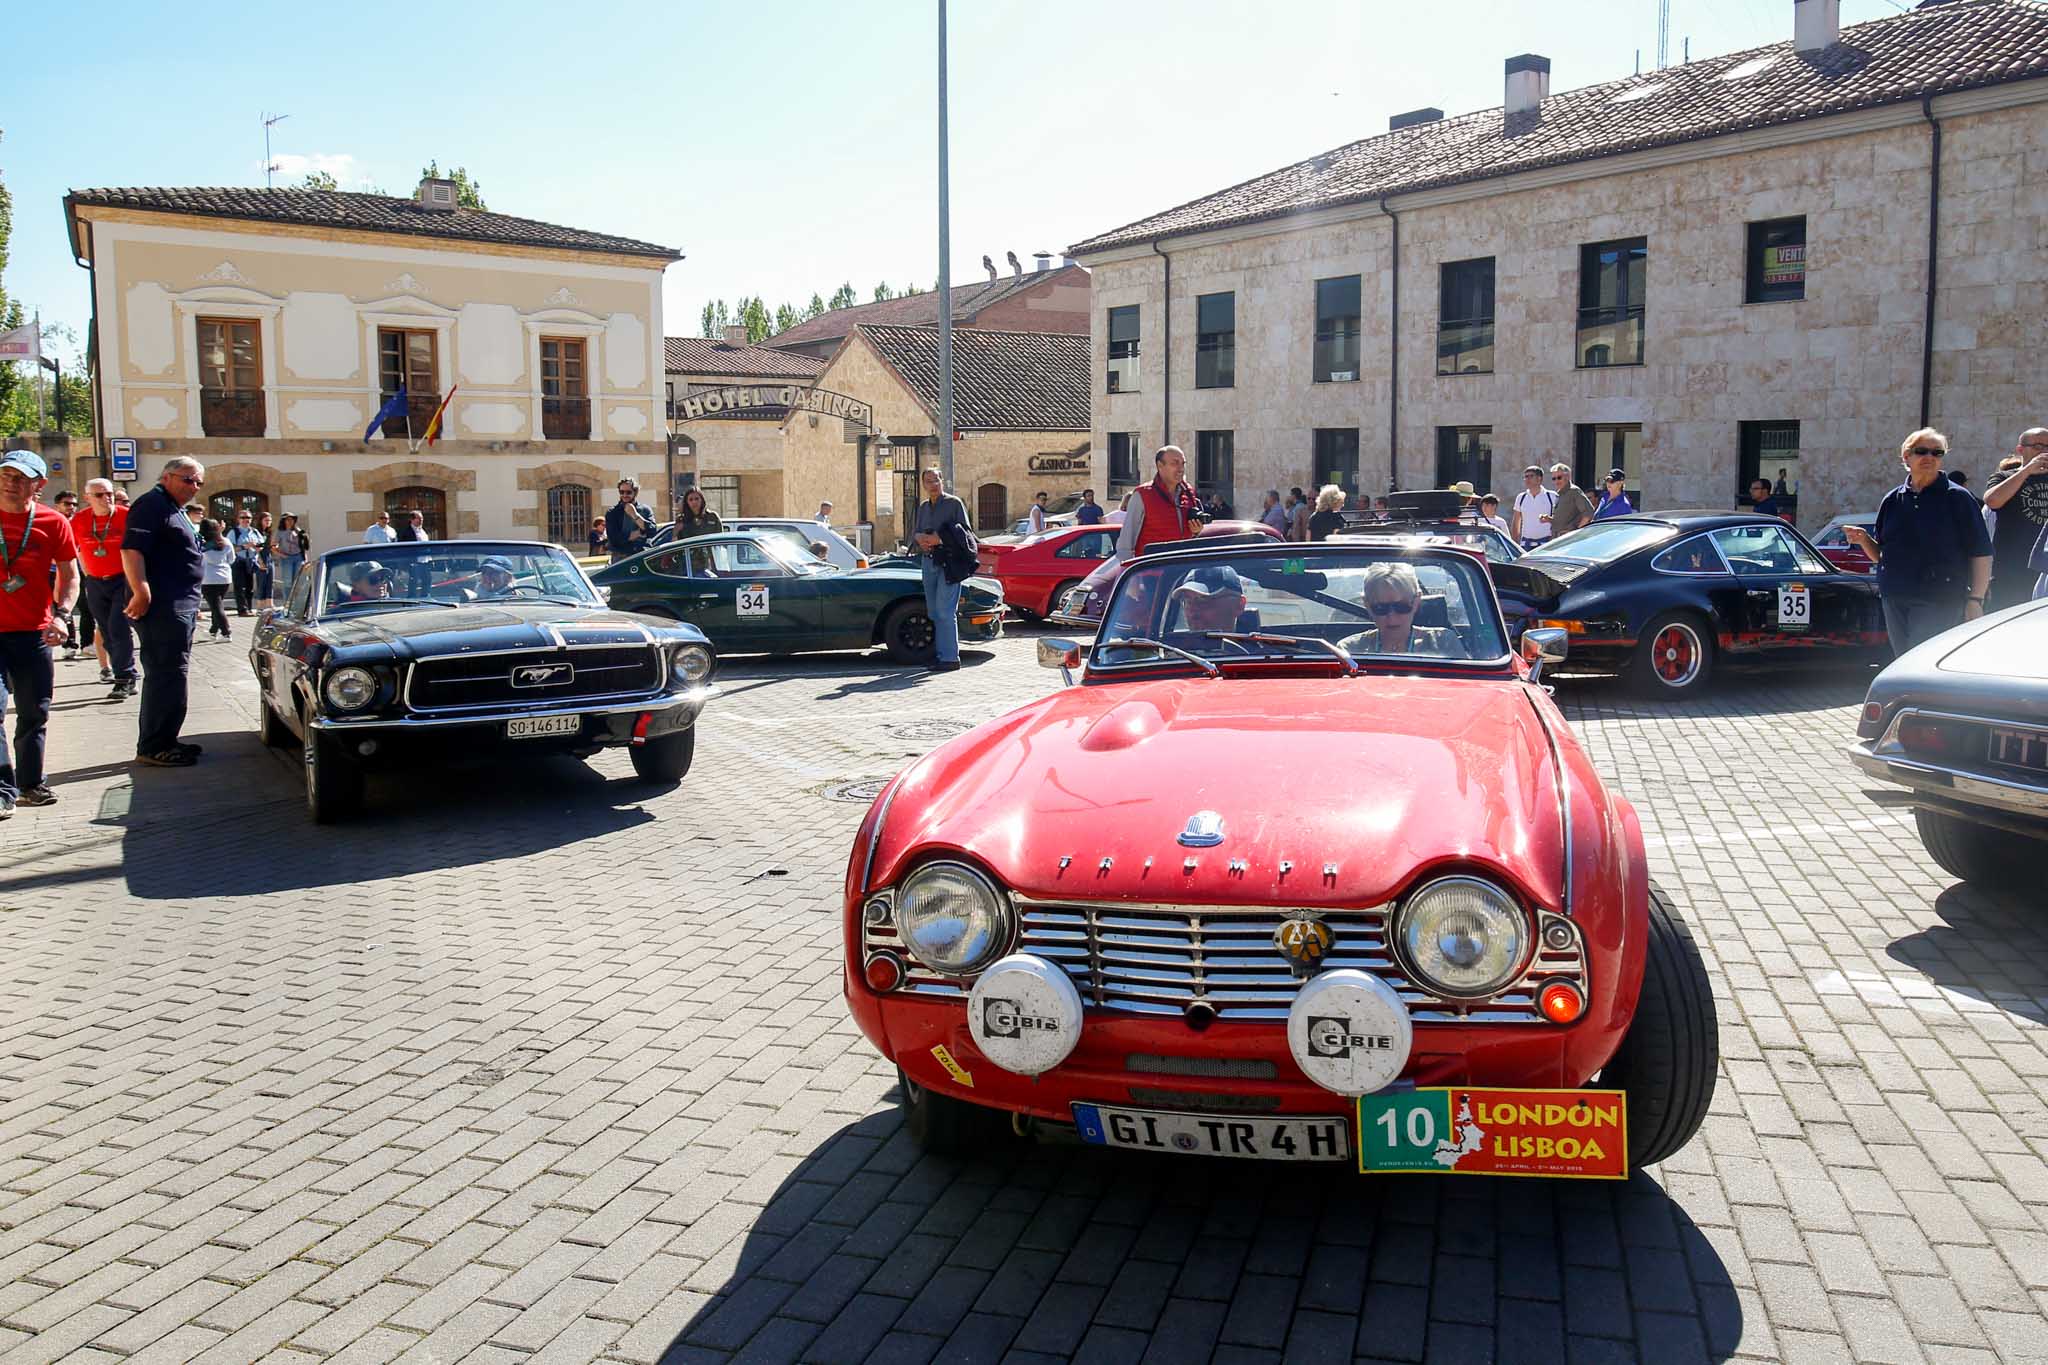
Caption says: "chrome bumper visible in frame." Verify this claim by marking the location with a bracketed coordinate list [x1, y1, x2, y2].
[1848, 740, 2048, 821]
[310, 684, 717, 732]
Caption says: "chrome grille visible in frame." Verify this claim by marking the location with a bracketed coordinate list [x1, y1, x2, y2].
[860, 896, 1586, 1024]
[405, 646, 662, 712]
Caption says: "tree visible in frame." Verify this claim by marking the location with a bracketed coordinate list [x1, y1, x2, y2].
[701, 299, 731, 338]
[873, 282, 896, 302]
[805, 293, 825, 320]
[0, 322, 94, 441]
[773, 302, 799, 335]
[302, 170, 340, 191]
[738, 296, 773, 344]
[419, 161, 487, 211]
[828, 282, 857, 311]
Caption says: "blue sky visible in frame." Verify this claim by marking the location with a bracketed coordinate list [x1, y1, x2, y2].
[4, 0, 1905, 358]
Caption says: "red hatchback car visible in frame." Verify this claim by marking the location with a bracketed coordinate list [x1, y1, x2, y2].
[976, 524, 1121, 618]
[846, 540, 1717, 1176]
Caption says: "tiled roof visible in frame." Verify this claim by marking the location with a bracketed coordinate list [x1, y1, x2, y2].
[65, 186, 681, 260]
[858, 325, 1088, 432]
[1071, 0, 2048, 253]
[763, 268, 1079, 348]
[664, 336, 825, 378]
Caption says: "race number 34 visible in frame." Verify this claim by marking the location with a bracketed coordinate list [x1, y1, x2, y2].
[737, 584, 770, 617]
[1777, 583, 1810, 628]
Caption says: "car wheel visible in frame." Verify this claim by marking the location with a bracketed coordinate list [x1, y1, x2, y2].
[899, 1067, 1002, 1154]
[882, 601, 937, 664]
[629, 726, 696, 784]
[1913, 808, 2043, 884]
[302, 722, 364, 824]
[1632, 611, 1715, 696]
[1043, 578, 1082, 621]
[256, 697, 292, 748]
[1601, 891, 1718, 1170]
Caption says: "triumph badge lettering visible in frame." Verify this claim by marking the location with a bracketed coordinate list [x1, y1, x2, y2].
[511, 663, 573, 688]
[1176, 810, 1225, 847]
[1274, 914, 1334, 973]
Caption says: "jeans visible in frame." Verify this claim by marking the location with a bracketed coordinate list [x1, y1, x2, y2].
[1881, 594, 1964, 657]
[202, 585, 231, 635]
[0, 632, 55, 800]
[134, 599, 197, 756]
[920, 558, 963, 663]
[82, 576, 138, 681]
[278, 555, 305, 599]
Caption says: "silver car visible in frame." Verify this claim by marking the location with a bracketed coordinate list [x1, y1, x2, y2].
[1848, 598, 2048, 884]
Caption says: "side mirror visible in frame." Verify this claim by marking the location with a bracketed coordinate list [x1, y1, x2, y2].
[1521, 627, 1568, 682]
[257, 607, 279, 629]
[1037, 636, 1083, 685]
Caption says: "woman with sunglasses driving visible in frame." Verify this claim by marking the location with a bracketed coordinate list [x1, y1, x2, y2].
[1339, 562, 1468, 659]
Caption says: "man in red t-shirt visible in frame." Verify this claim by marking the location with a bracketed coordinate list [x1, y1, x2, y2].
[0, 451, 80, 817]
[70, 477, 138, 701]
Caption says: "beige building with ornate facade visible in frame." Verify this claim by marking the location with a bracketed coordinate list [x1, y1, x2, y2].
[63, 182, 678, 544]
[1069, 0, 2048, 527]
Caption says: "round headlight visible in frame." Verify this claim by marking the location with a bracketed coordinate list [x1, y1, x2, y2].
[323, 666, 379, 712]
[674, 644, 714, 684]
[895, 861, 1013, 977]
[1395, 876, 1528, 999]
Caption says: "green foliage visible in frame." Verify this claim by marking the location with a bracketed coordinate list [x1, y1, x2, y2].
[0, 322, 94, 441]
[701, 299, 731, 338]
[828, 282, 857, 311]
[873, 282, 895, 302]
[302, 170, 340, 191]
[773, 302, 799, 335]
[419, 161, 487, 210]
[805, 293, 825, 320]
[738, 296, 773, 344]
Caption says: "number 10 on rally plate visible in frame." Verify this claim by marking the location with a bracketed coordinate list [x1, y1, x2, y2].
[1356, 1087, 1628, 1179]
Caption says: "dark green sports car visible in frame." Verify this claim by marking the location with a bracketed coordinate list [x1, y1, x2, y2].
[591, 530, 1005, 663]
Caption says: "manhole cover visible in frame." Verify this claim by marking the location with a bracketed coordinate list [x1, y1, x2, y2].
[822, 777, 892, 804]
[885, 720, 972, 742]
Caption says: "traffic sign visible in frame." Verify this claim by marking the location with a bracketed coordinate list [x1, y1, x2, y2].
[109, 438, 138, 481]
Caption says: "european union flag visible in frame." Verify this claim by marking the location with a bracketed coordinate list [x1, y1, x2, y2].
[365, 386, 407, 441]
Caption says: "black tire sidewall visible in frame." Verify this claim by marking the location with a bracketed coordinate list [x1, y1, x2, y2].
[629, 727, 695, 783]
[1604, 894, 1718, 1170]
[885, 603, 937, 664]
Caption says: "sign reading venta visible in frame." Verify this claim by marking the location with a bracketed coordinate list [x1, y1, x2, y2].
[677, 384, 872, 428]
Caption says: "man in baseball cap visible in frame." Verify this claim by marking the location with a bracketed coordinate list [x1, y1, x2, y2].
[476, 556, 518, 598]
[1170, 564, 1247, 635]
[0, 448, 81, 816]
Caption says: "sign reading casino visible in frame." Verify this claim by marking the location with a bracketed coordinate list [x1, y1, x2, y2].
[676, 384, 873, 429]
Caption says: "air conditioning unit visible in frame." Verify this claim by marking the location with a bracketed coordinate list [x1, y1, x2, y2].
[416, 178, 458, 213]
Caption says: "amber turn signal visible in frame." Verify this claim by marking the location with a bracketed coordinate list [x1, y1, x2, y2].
[1538, 980, 1585, 1024]
[1535, 618, 1586, 635]
[864, 952, 906, 993]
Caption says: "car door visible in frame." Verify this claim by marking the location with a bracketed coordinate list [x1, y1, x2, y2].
[710, 539, 820, 649]
[1708, 522, 1854, 653]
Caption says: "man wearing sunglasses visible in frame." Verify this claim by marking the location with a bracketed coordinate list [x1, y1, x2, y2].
[1843, 429, 1991, 655]
[121, 458, 207, 767]
[69, 479, 138, 700]
[1546, 463, 1596, 541]
[0, 451, 80, 818]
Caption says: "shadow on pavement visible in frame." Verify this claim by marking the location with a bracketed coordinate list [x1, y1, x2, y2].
[663, 1106, 1744, 1363]
[1887, 884, 2048, 1021]
[1549, 667, 1870, 720]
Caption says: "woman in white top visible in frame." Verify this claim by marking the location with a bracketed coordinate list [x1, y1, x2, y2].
[198, 518, 235, 638]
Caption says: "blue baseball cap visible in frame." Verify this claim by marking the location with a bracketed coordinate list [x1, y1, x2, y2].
[479, 556, 515, 574]
[1173, 565, 1244, 597]
[0, 450, 49, 480]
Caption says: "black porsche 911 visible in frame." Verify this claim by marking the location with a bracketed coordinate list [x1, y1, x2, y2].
[1490, 511, 1886, 696]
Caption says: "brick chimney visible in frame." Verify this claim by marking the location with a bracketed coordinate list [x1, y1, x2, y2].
[1794, 0, 1839, 52]
[1505, 54, 1551, 117]
[723, 324, 748, 347]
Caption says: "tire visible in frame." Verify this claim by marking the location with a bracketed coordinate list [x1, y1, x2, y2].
[1042, 579, 1082, 621]
[882, 601, 937, 665]
[256, 697, 291, 748]
[899, 1067, 1003, 1154]
[1631, 611, 1715, 696]
[302, 722, 364, 824]
[630, 726, 696, 784]
[1601, 891, 1718, 1170]
[1914, 807, 2042, 884]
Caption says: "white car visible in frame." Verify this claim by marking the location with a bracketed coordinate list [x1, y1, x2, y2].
[722, 519, 869, 571]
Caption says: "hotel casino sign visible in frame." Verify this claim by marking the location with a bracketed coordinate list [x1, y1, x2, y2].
[674, 383, 872, 429]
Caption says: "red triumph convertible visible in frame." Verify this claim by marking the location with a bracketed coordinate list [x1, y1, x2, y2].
[845, 539, 1717, 1175]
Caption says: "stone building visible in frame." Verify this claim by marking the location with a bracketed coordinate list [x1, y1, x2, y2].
[775, 324, 1089, 546]
[665, 329, 826, 517]
[1068, 0, 2048, 526]
[762, 257, 1089, 361]
[63, 182, 678, 543]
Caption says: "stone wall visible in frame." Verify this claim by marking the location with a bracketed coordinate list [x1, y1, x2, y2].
[1084, 98, 2048, 526]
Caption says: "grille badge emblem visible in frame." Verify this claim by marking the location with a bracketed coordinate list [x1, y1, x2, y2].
[511, 662, 572, 688]
[1274, 914, 1335, 974]
[1177, 811, 1224, 847]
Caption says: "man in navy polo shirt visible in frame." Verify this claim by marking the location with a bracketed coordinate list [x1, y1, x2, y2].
[121, 457, 206, 766]
[1843, 428, 1991, 655]
[0, 450, 80, 818]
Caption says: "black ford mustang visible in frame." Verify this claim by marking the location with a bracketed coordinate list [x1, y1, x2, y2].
[250, 540, 716, 821]
[1490, 511, 1886, 696]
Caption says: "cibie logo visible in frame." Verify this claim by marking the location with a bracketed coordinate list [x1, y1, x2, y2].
[511, 663, 573, 688]
[981, 998, 1061, 1039]
[1306, 1015, 1396, 1060]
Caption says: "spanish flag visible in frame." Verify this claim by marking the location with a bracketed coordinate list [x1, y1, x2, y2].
[422, 386, 458, 446]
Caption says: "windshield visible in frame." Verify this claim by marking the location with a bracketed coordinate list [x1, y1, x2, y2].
[1529, 520, 1675, 564]
[1095, 547, 1508, 670]
[316, 543, 599, 615]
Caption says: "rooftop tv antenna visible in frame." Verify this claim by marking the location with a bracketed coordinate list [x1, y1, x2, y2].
[263, 111, 290, 186]
[1656, 0, 1670, 67]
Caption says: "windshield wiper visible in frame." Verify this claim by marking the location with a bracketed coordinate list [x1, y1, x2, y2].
[1096, 635, 1220, 676]
[1204, 631, 1358, 676]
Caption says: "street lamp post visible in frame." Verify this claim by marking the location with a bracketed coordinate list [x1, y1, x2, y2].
[937, 0, 954, 489]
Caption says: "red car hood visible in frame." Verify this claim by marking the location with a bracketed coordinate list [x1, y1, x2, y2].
[873, 676, 1567, 909]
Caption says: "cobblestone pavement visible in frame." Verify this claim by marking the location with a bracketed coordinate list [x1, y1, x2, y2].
[1, 623, 2044, 1365]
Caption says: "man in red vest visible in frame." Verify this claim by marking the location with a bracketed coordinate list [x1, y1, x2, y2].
[1114, 445, 1207, 562]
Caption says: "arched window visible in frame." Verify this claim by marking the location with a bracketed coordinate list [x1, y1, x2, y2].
[386, 486, 446, 539]
[975, 483, 1009, 532]
[209, 489, 267, 524]
[546, 484, 591, 547]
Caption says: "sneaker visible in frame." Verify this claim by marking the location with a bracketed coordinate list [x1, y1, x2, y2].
[134, 749, 198, 768]
[16, 786, 55, 807]
[107, 682, 133, 702]
[99, 667, 113, 683]
[0, 795, 13, 819]
[175, 741, 204, 756]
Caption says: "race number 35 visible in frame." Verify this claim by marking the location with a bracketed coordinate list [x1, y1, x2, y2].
[738, 584, 770, 617]
[1777, 583, 1810, 627]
